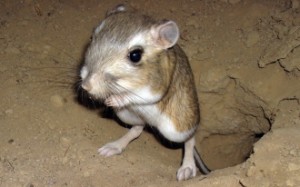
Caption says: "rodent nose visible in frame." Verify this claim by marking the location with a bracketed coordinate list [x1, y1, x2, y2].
[81, 81, 92, 92]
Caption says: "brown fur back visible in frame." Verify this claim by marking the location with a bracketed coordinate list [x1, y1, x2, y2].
[157, 45, 200, 132]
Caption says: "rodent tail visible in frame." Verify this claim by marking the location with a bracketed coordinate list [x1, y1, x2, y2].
[193, 147, 211, 175]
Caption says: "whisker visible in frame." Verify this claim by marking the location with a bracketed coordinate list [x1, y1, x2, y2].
[108, 82, 159, 118]
[109, 82, 148, 103]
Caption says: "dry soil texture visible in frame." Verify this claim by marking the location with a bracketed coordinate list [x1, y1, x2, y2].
[0, 0, 299, 187]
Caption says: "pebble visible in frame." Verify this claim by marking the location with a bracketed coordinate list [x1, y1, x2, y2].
[50, 94, 66, 108]
[186, 19, 200, 29]
[83, 171, 90, 177]
[48, 123, 56, 130]
[169, 7, 177, 13]
[4, 109, 13, 115]
[60, 136, 71, 148]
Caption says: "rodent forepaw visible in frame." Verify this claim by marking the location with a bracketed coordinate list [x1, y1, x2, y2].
[105, 95, 127, 108]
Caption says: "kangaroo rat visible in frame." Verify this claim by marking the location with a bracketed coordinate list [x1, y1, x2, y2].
[80, 5, 210, 181]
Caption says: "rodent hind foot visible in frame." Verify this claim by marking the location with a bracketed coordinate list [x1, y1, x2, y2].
[176, 164, 196, 181]
[98, 142, 123, 157]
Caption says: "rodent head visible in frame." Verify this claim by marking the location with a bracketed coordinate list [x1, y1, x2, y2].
[80, 5, 180, 103]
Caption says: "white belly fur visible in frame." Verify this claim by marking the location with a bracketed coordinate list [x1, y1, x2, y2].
[117, 104, 196, 143]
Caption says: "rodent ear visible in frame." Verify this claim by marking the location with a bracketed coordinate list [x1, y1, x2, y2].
[150, 20, 179, 49]
[106, 4, 126, 17]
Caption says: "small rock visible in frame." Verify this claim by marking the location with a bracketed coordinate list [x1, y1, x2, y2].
[50, 94, 66, 107]
[60, 137, 71, 148]
[4, 109, 13, 115]
[169, 7, 177, 13]
[83, 171, 90, 177]
[48, 123, 56, 130]
[186, 19, 200, 29]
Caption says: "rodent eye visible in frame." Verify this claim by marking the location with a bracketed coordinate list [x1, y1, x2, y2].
[128, 48, 143, 63]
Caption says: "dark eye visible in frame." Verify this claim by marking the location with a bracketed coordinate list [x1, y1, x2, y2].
[128, 48, 143, 63]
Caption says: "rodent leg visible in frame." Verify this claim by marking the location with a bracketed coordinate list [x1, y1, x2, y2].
[176, 136, 197, 181]
[98, 125, 144, 157]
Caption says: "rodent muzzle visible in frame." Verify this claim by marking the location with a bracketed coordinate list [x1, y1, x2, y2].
[81, 80, 92, 92]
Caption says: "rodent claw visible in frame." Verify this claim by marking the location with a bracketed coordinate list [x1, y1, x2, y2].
[98, 143, 123, 157]
[105, 95, 125, 108]
[176, 166, 196, 181]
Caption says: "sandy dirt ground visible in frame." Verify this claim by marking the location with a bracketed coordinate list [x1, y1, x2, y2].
[0, 0, 300, 186]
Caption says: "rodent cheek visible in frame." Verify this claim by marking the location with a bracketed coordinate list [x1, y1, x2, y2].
[116, 79, 136, 91]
